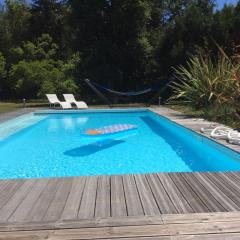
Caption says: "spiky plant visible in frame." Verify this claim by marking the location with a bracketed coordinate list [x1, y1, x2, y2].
[169, 45, 240, 126]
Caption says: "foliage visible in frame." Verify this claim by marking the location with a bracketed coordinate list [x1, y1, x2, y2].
[169, 46, 240, 125]
[10, 34, 59, 62]
[0, 52, 6, 79]
[0, 0, 240, 104]
[0, 52, 6, 94]
[28, 0, 67, 42]
[8, 34, 79, 98]
[0, 0, 31, 53]
[68, 0, 155, 89]
[10, 59, 78, 98]
[0, 52, 7, 97]
[154, 0, 215, 79]
[170, 54, 231, 107]
[212, 3, 240, 52]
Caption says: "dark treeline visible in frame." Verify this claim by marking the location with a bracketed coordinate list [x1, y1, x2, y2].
[0, 0, 239, 102]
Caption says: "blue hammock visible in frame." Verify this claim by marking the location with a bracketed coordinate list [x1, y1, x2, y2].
[85, 79, 152, 96]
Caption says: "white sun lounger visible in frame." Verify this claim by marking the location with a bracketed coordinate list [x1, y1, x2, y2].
[210, 126, 233, 140]
[200, 123, 221, 134]
[63, 94, 88, 109]
[46, 94, 72, 109]
[228, 130, 240, 145]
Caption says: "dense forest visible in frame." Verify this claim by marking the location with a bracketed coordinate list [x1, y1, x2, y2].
[0, 0, 239, 102]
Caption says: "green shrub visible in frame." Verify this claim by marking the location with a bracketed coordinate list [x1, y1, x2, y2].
[170, 54, 237, 107]
[8, 34, 80, 99]
[10, 60, 79, 98]
[0, 52, 6, 79]
[0, 52, 6, 94]
[169, 46, 240, 125]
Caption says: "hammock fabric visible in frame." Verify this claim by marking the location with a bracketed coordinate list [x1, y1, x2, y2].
[86, 79, 152, 96]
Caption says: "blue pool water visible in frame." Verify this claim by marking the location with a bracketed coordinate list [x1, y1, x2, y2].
[0, 109, 240, 179]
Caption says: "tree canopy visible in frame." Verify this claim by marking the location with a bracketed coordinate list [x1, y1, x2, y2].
[0, 0, 239, 101]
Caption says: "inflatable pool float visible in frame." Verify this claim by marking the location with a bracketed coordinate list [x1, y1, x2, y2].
[82, 124, 137, 137]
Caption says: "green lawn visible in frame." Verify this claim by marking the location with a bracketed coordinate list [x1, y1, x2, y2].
[167, 103, 240, 128]
[0, 101, 203, 116]
[0, 102, 22, 114]
[166, 104, 203, 117]
[0, 101, 48, 114]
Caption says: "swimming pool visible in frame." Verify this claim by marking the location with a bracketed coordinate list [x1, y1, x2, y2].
[0, 109, 240, 179]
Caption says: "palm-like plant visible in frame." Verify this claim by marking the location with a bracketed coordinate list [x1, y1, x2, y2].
[171, 56, 233, 107]
[169, 46, 240, 126]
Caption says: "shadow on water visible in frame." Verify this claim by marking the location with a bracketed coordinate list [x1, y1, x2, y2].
[64, 139, 125, 157]
[141, 116, 205, 171]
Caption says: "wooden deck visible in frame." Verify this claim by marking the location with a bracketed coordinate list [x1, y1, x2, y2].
[2, 172, 240, 225]
[2, 173, 240, 239]
[2, 212, 240, 239]
[1, 106, 240, 239]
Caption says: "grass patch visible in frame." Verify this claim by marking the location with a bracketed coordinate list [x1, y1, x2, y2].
[166, 104, 203, 118]
[167, 103, 240, 128]
[0, 102, 22, 114]
[0, 101, 48, 114]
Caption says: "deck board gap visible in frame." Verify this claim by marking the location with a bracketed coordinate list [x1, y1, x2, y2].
[178, 173, 212, 212]
[145, 174, 163, 214]
[133, 175, 147, 215]
[76, 178, 87, 218]
[167, 173, 196, 213]
[121, 176, 129, 216]
[189, 173, 228, 212]
[155, 174, 179, 214]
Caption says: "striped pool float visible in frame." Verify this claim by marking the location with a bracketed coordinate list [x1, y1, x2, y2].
[82, 124, 137, 136]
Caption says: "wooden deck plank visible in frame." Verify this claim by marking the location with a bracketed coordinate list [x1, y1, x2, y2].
[146, 174, 177, 214]
[25, 178, 60, 222]
[0, 180, 24, 210]
[110, 175, 127, 217]
[216, 173, 240, 206]
[3, 212, 240, 232]
[78, 176, 98, 219]
[0, 215, 163, 231]
[194, 172, 240, 211]
[134, 174, 160, 215]
[173, 233, 240, 240]
[2, 219, 240, 240]
[101, 235, 240, 240]
[43, 178, 72, 221]
[157, 173, 194, 213]
[43, 220, 240, 239]
[228, 172, 240, 183]
[219, 172, 240, 193]
[162, 212, 240, 224]
[0, 230, 51, 240]
[169, 173, 209, 213]
[95, 175, 111, 218]
[8, 179, 49, 222]
[0, 179, 36, 222]
[60, 177, 86, 220]
[1, 171, 240, 225]
[122, 175, 144, 216]
[220, 172, 240, 185]
[0, 180, 11, 192]
[181, 173, 226, 212]
[0, 235, 170, 240]
[204, 172, 240, 208]
[104, 238, 170, 240]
